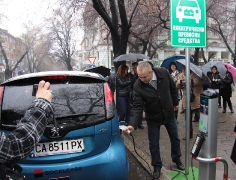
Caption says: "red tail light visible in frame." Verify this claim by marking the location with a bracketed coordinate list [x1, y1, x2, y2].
[104, 83, 114, 102]
[104, 82, 115, 119]
[0, 86, 4, 106]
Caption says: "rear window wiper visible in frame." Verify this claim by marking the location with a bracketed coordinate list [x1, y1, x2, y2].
[55, 113, 98, 120]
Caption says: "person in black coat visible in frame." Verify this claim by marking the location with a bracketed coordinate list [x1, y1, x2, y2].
[126, 62, 184, 179]
[220, 65, 234, 113]
[207, 66, 222, 107]
[116, 64, 132, 125]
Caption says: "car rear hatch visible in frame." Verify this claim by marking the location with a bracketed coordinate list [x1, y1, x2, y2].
[0, 71, 116, 164]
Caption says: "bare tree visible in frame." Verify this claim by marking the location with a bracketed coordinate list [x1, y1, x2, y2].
[21, 25, 53, 73]
[207, 0, 236, 65]
[0, 29, 28, 80]
[128, 1, 170, 57]
[59, 0, 143, 71]
[47, 8, 78, 70]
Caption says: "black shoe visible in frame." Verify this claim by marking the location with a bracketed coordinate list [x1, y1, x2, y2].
[222, 109, 226, 113]
[231, 109, 234, 113]
[153, 168, 160, 179]
[138, 124, 144, 129]
[175, 161, 185, 170]
[192, 118, 199, 122]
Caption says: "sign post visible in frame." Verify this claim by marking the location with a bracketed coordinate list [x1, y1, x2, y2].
[170, 0, 207, 175]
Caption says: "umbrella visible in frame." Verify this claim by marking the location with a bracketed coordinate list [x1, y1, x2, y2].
[113, 53, 149, 62]
[160, 55, 194, 70]
[223, 63, 236, 82]
[84, 66, 111, 77]
[176, 59, 203, 78]
[202, 61, 226, 77]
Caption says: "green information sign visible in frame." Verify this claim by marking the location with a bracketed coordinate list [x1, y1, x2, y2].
[171, 0, 206, 47]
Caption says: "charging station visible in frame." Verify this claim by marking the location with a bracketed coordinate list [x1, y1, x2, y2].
[198, 89, 218, 180]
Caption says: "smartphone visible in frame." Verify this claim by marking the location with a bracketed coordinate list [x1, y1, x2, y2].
[32, 84, 38, 96]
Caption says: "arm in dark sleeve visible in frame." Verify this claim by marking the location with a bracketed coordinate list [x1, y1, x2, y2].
[168, 71, 179, 106]
[222, 72, 233, 84]
[0, 98, 54, 163]
[129, 89, 144, 128]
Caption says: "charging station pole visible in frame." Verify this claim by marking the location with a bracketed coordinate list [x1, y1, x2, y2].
[198, 89, 218, 180]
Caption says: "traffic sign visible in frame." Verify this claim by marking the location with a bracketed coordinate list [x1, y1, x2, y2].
[87, 56, 96, 64]
[171, 0, 206, 47]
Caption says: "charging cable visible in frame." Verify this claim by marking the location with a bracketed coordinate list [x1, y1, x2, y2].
[119, 126, 153, 178]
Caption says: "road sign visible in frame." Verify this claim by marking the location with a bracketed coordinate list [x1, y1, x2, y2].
[87, 56, 96, 64]
[171, 0, 206, 47]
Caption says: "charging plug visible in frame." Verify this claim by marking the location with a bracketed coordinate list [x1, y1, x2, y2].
[119, 125, 131, 134]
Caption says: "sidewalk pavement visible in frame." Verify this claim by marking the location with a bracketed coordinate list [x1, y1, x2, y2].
[122, 91, 236, 180]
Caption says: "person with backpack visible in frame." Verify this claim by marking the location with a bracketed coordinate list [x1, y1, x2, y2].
[220, 65, 234, 113]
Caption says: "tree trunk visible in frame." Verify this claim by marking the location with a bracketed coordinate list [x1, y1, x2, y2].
[5, 69, 12, 80]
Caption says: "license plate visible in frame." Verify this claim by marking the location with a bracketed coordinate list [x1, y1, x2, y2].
[34, 139, 84, 156]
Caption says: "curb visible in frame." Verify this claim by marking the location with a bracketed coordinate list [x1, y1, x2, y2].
[122, 133, 172, 180]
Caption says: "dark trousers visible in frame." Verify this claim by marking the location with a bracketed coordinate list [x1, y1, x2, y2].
[117, 96, 131, 124]
[218, 96, 222, 106]
[147, 117, 181, 169]
[222, 96, 232, 110]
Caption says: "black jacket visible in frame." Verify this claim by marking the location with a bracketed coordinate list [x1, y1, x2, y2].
[220, 71, 233, 97]
[207, 71, 221, 90]
[116, 76, 132, 97]
[129, 67, 178, 127]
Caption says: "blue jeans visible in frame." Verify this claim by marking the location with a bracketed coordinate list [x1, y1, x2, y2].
[147, 117, 181, 169]
[117, 96, 131, 124]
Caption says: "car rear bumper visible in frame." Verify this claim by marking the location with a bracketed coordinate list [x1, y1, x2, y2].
[20, 134, 129, 180]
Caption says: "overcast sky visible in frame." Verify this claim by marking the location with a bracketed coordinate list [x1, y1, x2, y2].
[1, 0, 56, 37]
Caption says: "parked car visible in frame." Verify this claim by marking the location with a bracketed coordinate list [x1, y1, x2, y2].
[0, 71, 129, 180]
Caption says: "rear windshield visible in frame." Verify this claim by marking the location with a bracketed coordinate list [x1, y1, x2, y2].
[1, 83, 105, 126]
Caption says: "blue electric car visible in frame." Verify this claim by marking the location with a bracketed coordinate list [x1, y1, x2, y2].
[0, 71, 129, 180]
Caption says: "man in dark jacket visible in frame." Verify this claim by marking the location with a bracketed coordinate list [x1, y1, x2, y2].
[126, 62, 184, 179]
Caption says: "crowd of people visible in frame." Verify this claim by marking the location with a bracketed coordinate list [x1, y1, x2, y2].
[114, 60, 235, 179]
[1, 60, 235, 180]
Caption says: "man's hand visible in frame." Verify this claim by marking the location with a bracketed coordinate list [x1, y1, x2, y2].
[126, 125, 134, 134]
[36, 80, 53, 102]
[174, 106, 178, 111]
